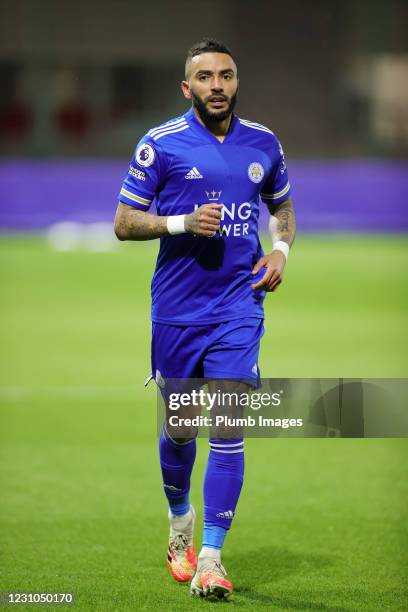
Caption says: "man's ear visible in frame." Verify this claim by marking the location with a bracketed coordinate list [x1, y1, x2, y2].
[181, 80, 192, 100]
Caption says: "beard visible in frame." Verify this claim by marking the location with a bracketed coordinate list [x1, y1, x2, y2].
[191, 89, 238, 123]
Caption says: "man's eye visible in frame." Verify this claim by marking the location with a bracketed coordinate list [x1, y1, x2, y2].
[199, 75, 208, 80]
[224, 74, 232, 80]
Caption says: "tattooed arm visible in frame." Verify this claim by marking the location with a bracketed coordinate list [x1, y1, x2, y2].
[114, 202, 167, 240]
[114, 201, 222, 241]
[251, 197, 296, 292]
[267, 196, 297, 247]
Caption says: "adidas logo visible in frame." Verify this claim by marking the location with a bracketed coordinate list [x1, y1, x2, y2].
[185, 167, 203, 179]
[252, 363, 258, 375]
[216, 510, 234, 519]
[163, 484, 182, 493]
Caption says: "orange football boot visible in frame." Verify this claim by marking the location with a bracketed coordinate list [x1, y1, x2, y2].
[166, 505, 197, 582]
[190, 557, 233, 600]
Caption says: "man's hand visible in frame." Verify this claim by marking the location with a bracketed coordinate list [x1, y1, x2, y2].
[185, 204, 223, 237]
[251, 251, 286, 292]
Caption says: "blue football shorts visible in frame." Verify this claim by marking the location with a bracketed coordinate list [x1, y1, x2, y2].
[151, 317, 264, 387]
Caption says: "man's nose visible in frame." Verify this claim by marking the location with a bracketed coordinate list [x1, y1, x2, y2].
[211, 77, 223, 90]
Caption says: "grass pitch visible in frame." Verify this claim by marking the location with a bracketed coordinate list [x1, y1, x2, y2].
[0, 234, 407, 611]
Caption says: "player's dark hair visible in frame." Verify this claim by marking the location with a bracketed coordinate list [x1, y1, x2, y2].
[186, 38, 234, 62]
[185, 38, 235, 78]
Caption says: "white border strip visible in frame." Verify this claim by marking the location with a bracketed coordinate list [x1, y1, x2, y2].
[148, 117, 185, 136]
[153, 124, 189, 141]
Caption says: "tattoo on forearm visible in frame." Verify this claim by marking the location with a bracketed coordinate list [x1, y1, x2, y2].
[115, 205, 168, 241]
[270, 199, 296, 246]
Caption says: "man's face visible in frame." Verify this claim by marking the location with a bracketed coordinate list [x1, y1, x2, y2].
[182, 52, 239, 122]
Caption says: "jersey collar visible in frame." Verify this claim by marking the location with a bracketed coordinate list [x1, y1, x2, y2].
[185, 107, 237, 145]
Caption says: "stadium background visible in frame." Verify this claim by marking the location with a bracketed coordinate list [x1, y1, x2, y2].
[1, 1, 407, 610]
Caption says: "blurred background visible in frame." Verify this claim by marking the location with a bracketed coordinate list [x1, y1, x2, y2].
[1, 0, 408, 157]
[0, 2, 407, 609]
[0, 0, 407, 231]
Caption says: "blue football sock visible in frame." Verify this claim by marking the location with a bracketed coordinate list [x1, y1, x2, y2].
[202, 521, 228, 550]
[159, 426, 196, 516]
[203, 438, 244, 540]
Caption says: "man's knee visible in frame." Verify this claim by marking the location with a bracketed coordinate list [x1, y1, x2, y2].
[165, 424, 198, 444]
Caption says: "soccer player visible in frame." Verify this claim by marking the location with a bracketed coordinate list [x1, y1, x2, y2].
[114, 38, 296, 600]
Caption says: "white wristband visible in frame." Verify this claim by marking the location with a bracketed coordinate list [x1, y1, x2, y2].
[272, 240, 290, 261]
[167, 215, 186, 235]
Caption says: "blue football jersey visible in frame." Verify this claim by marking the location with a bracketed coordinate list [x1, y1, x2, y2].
[118, 107, 291, 325]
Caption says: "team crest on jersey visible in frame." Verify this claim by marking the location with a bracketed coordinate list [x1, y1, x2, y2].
[248, 162, 264, 183]
[136, 143, 155, 168]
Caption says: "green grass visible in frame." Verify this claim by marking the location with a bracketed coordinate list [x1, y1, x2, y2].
[0, 235, 407, 611]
